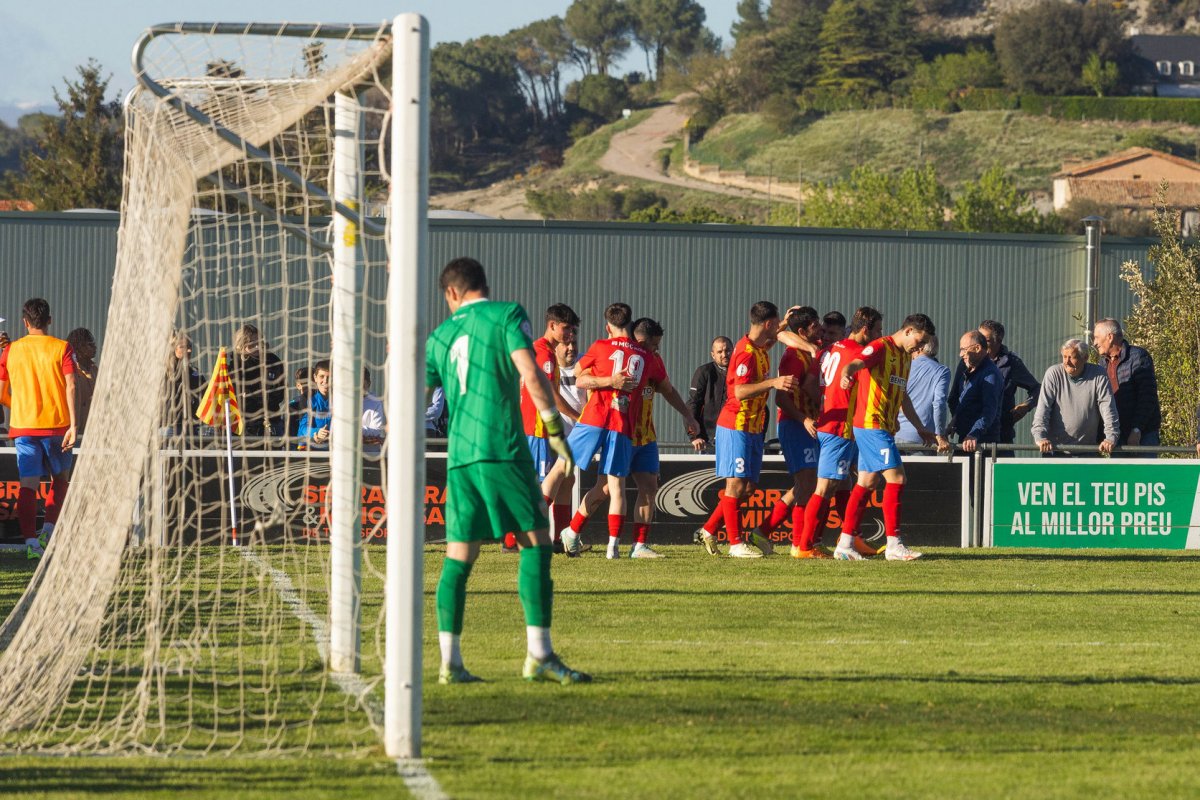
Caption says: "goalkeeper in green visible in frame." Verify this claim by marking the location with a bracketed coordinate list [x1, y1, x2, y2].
[426, 257, 591, 685]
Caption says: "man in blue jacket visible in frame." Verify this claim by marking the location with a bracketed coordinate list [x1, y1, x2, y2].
[1092, 318, 1160, 454]
[950, 330, 1003, 453]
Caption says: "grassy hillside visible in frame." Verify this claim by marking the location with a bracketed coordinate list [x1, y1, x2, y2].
[689, 109, 1200, 195]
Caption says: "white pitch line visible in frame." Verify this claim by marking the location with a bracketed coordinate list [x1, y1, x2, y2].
[239, 547, 447, 800]
[603, 638, 1169, 648]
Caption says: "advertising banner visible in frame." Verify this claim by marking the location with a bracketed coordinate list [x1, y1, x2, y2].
[988, 459, 1200, 549]
[1, 450, 971, 548]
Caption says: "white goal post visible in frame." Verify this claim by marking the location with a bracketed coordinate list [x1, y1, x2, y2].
[0, 14, 429, 760]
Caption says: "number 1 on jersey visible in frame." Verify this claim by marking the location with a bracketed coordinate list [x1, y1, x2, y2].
[449, 335, 469, 395]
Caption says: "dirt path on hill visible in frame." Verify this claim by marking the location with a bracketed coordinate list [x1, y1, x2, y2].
[598, 99, 774, 200]
[429, 179, 540, 220]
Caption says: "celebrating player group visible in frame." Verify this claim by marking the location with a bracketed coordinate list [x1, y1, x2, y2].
[425, 257, 952, 684]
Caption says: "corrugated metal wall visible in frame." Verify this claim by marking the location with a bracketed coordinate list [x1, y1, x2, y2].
[0, 212, 1155, 444]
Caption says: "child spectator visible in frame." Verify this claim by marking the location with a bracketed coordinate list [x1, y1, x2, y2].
[362, 367, 386, 453]
[298, 359, 331, 449]
[66, 328, 97, 436]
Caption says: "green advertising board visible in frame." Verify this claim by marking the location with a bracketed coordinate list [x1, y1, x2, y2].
[990, 459, 1200, 549]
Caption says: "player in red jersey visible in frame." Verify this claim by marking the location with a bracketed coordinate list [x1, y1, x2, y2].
[837, 313, 945, 561]
[541, 304, 675, 557]
[517, 304, 580, 550]
[794, 307, 884, 558]
[695, 301, 796, 558]
[577, 317, 699, 558]
[745, 306, 823, 555]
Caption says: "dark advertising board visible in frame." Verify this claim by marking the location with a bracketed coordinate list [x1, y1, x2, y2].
[1, 451, 969, 548]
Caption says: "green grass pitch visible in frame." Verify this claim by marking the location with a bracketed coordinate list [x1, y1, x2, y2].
[3, 545, 1200, 798]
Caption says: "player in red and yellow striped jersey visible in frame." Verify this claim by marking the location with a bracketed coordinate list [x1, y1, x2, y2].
[516, 304, 580, 551]
[624, 318, 698, 558]
[0, 298, 77, 559]
[696, 301, 796, 559]
[837, 313, 945, 561]
[746, 306, 823, 556]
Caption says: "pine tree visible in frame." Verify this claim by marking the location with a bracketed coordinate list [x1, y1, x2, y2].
[16, 59, 123, 210]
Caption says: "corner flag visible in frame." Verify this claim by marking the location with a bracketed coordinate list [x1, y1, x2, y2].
[196, 346, 244, 435]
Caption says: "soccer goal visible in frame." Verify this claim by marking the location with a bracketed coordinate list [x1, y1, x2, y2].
[0, 17, 428, 758]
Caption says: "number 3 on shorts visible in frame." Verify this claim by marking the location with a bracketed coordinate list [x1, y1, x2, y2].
[735, 457, 745, 474]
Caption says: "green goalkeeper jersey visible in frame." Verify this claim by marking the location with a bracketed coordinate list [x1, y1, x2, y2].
[426, 298, 537, 470]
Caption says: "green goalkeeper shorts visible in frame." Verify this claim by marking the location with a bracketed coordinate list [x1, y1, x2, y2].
[445, 461, 548, 543]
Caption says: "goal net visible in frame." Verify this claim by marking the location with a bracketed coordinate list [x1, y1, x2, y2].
[0, 20, 424, 755]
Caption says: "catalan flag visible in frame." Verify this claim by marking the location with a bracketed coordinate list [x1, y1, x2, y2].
[196, 346, 244, 435]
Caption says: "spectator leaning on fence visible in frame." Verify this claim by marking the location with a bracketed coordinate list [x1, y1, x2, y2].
[362, 367, 386, 452]
[975, 319, 1040, 444]
[949, 330, 1003, 454]
[1031, 338, 1119, 456]
[687, 336, 731, 452]
[1091, 318, 1161, 452]
[298, 359, 332, 449]
[897, 334, 950, 446]
[65, 328, 97, 436]
[231, 324, 286, 437]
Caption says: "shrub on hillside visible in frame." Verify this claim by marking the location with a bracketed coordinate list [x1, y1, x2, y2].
[526, 185, 665, 221]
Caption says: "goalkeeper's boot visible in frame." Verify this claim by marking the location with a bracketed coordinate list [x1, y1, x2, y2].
[560, 529, 582, 558]
[26, 542, 44, 560]
[695, 527, 720, 556]
[438, 664, 484, 685]
[745, 527, 775, 556]
[885, 540, 923, 561]
[629, 542, 665, 559]
[523, 653, 592, 685]
[727, 542, 763, 559]
[37, 525, 52, 550]
[790, 545, 832, 559]
[852, 535, 885, 557]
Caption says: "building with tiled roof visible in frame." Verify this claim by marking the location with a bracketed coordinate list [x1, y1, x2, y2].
[1052, 147, 1200, 233]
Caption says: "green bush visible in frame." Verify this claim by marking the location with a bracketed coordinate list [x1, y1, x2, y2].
[954, 88, 1019, 111]
[1019, 95, 1200, 125]
[525, 186, 665, 221]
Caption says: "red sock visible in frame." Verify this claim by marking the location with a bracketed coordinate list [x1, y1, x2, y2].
[633, 523, 649, 543]
[761, 499, 790, 535]
[44, 477, 68, 524]
[570, 510, 589, 534]
[551, 504, 571, 537]
[799, 494, 829, 549]
[841, 484, 870, 536]
[883, 482, 904, 537]
[834, 489, 851, 518]
[503, 532, 517, 549]
[702, 504, 724, 535]
[721, 495, 743, 545]
[607, 514, 624, 541]
[18, 487, 37, 539]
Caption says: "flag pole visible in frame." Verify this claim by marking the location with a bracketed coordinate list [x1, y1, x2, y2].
[224, 397, 239, 546]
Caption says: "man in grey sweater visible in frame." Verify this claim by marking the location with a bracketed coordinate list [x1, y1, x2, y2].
[1031, 338, 1119, 456]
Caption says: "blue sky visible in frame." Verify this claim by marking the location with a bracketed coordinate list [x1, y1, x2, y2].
[0, 1, 737, 121]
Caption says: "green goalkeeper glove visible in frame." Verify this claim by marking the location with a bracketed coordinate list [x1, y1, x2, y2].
[541, 410, 575, 474]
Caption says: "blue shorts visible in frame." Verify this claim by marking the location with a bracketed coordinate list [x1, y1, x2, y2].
[15, 435, 73, 479]
[629, 441, 660, 474]
[567, 422, 633, 477]
[527, 435, 552, 482]
[715, 426, 764, 480]
[854, 427, 902, 474]
[816, 432, 857, 481]
[778, 419, 819, 473]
